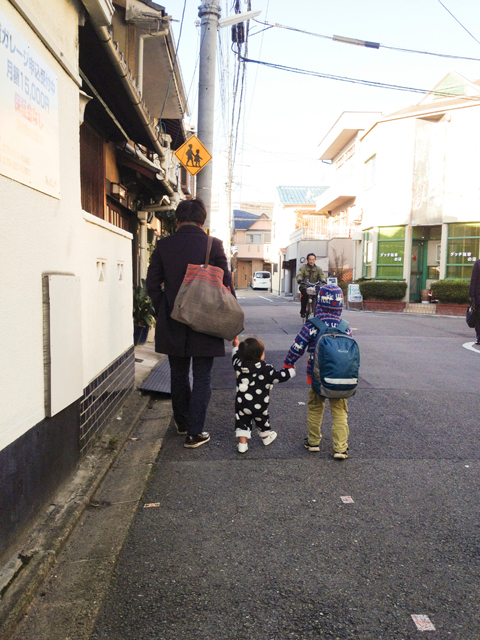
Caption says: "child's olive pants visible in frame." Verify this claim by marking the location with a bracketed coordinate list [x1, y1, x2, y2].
[307, 388, 349, 453]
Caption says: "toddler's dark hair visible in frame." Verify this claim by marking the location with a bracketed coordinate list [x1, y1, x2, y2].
[238, 337, 264, 362]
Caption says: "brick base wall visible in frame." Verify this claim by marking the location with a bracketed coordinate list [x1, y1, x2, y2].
[363, 300, 406, 312]
[79, 346, 135, 455]
[435, 303, 468, 317]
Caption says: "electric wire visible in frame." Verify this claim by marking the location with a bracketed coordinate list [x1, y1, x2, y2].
[238, 54, 480, 99]
[437, 0, 480, 47]
[251, 18, 480, 63]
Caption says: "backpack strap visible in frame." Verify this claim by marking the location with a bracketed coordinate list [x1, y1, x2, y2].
[308, 316, 349, 335]
[337, 319, 349, 334]
[307, 316, 327, 335]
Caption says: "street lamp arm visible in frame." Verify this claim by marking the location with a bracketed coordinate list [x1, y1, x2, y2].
[218, 10, 261, 29]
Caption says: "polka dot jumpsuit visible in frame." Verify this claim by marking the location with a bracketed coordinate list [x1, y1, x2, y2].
[232, 346, 296, 439]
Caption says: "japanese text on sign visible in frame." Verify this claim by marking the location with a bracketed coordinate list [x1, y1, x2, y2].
[450, 252, 477, 261]
[0, 9, 59, 198]
[380, 252, 402, 262]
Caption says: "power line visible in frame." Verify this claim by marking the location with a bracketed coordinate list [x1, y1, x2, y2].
[437, 0, 480, 47]
[251, 18, 480, 63]
[238, 54, 480, 99]
[245, 0, 270, 127]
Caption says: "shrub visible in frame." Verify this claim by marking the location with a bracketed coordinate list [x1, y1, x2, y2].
[431, 279, 470, 304]
[133, 286, 156, 327]
[358, 280, 407, 301]
[338, 281, 349, 297]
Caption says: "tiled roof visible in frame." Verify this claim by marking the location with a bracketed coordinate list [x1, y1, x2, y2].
[233, 209, 260, 220]
[277, 186, 329, 205]
[233, 219, 256, 230]
[232, 209, 260, 230]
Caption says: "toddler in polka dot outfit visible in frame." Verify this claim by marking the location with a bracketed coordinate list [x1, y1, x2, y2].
[232, 337, 296, 453]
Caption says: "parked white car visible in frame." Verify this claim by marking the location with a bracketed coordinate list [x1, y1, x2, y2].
[251, 271, 271, 290]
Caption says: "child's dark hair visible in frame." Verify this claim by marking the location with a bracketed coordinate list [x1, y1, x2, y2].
[238, 337, 264, 362]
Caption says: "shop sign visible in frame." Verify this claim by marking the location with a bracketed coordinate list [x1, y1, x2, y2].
[348, 283, 363, 303]
[0, 9, 60, 198]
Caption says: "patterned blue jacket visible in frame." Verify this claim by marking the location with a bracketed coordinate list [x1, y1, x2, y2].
[284, 303, 352, 383]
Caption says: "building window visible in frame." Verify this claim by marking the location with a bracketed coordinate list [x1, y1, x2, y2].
[80, 122, 105, 219]
[246, 233, 262, 243]
[376, 226, 405, 279]
[264, 232, 271, 243]
[364, 154, 376, 190]
[363, 229, 373, 278]
[446, 223, 480, 279]
[106, 199, 131, 233]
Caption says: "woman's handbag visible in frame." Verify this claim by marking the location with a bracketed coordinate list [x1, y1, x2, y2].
[466, 299, 477, 328]
[171, 235, 245, 340]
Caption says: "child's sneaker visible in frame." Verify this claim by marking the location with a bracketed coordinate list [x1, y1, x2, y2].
[303, 438, 320, 452]
[333, 448, 349, 459]
[237, 441, 248, 453]
[261, 431, 277, 446]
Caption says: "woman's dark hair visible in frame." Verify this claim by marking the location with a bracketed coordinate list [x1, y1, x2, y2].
[175, 198, 207, 225]
[306, 253, 316, 260]
[238, 337, 265, 362]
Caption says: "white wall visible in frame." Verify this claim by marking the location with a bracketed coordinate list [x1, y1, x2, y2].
[361, 118, 416, 230]
[443, 106, 480, 222]
[0, 0, 82, 451]
[0, 1, 134, 453]
[81, 214, 133, 386]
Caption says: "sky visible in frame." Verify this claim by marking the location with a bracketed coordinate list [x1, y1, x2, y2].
[161, 0, 480, 205]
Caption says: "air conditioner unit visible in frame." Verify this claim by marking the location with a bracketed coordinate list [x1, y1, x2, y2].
[436, 244, 441, 263]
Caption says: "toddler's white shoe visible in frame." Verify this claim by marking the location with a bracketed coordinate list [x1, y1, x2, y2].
[237, 441, 248, 453]
[261, 431, 277, 446]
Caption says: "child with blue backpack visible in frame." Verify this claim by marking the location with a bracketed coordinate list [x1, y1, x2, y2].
[284, 283, 357, 459]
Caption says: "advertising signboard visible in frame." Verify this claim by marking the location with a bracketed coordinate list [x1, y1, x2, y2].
[348, 283, 363, 303]
[0, 9, 60, 198]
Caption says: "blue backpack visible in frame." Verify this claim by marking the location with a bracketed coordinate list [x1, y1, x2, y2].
[308, 317, 360, 398]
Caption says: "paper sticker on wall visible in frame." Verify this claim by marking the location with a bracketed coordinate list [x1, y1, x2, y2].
[0, 9, 60, 197]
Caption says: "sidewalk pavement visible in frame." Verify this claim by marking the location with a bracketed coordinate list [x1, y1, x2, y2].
[0, 341, 168, 640]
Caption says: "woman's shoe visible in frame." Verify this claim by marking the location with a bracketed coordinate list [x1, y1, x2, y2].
[237, 441, 248, 453]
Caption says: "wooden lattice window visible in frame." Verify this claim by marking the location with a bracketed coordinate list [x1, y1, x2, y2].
[106, 199, 131, 232]
[80, 122, 105, 219]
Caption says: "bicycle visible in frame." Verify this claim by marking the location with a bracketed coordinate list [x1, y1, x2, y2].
[299, 281, 323, 322]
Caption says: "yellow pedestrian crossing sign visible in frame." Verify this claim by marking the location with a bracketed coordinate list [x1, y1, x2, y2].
[174, 135, 212, 176]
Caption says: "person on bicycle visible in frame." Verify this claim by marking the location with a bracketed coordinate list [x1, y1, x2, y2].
[296, 253, 326, 318]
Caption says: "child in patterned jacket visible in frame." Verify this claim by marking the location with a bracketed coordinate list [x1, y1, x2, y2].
[232, 337, 295, 453]
[284, 283, 352, 459]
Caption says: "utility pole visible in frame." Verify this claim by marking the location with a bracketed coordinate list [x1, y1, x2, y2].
[197, 0, 221, 231]
[196, 4, 261, 231]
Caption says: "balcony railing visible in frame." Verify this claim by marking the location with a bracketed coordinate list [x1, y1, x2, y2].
[236, 243, 271, 259]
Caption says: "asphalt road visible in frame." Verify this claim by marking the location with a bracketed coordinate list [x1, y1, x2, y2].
[92, 291, 480, 640]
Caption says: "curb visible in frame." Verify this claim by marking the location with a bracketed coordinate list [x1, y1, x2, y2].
[0, 389, 151, 640]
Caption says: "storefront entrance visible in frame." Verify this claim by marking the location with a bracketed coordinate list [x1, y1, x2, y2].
[409, 226, 442, 302]
[410, 240, 426, 302]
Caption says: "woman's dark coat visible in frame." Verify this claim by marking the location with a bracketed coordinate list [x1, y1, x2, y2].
[146, 224, 235, 357]
[470, 258, 480, 304]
